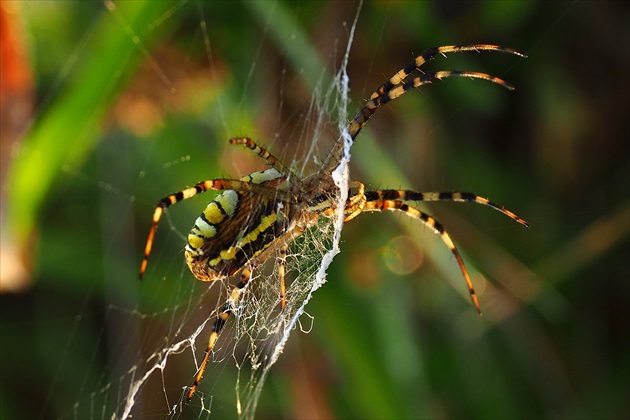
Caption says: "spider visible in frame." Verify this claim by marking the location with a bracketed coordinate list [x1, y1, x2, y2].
[139, 44, 529, 402]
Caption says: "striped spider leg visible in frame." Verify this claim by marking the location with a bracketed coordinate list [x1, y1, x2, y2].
[324, 44, 526, 170]
[344, 189, 529, 315]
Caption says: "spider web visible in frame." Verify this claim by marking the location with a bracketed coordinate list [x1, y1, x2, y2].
[42, 2, 363, 419]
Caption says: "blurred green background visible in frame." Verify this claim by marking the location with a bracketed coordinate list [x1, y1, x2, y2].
[1, 1, 628, 419]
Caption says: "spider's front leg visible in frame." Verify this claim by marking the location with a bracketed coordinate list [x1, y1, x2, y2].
[366, 190, 529, 227]
[361, 190, 528, 315]
[371, 44, 525, 100]
[362, 199, 483, 315]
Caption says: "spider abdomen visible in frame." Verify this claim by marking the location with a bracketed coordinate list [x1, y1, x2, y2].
[184, 168, 290, 281]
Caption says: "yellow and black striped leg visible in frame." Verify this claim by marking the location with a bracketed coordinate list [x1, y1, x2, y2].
[371, 44, 526, 100]
[229, 137, 298, 181]
[365, 190, 529, 228]
[325, 45, 526, 171]
[186, 268, 252, 402]
[139, 179, 280, 280]
[348, 70, 516, 141]
[363, 200, 482, 316]
[278, 245, 287, 309]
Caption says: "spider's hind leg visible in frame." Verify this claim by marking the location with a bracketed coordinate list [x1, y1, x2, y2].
[139, 179, 280, 280]
[278, 244, 288, 309]
[186, 267, 252, 402]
